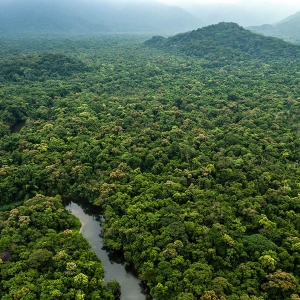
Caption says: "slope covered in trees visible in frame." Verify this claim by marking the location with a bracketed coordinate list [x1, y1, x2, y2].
[145, 22, 300, 66]
[1, 23, 300, 299]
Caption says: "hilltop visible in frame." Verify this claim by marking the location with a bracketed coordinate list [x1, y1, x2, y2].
[145, 22, 300, 66]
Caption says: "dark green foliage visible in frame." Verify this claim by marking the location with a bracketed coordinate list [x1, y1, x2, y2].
[145, 22, 300, 65]
[243, 234, 278, 254]
[0, 53, 88, 82]
[106, 279, 121, 298]
[0, 195, 115, 299]
[1, 24, 300, 299]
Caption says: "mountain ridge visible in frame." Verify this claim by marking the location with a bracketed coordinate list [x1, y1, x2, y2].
[0, 0, 203, 36]
[248, 10, 300, 42]
[145, 22, 300, 66]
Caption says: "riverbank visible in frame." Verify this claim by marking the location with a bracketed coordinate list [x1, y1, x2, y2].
[65, 200, 153, 300]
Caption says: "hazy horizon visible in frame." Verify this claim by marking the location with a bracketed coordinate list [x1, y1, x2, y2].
[0, 0, 300, 27]
[173, 0, 300, 26]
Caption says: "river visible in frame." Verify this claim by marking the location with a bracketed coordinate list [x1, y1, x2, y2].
[64, 199, 152, 300]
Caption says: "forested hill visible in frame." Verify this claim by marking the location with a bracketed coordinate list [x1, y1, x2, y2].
[145, 22, 300, 65]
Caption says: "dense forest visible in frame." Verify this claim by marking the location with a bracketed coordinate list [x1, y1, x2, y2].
[1, 23, 300, 299]
[0, 195, 119, 299]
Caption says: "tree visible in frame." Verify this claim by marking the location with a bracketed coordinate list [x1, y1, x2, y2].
[262, 270, 298, 298]
[106, 279, 121, 298]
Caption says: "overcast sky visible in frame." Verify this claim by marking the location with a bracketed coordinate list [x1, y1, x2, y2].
[160, 0, 300, 5]
[159, 0, 300, 25]
[2, 0, 300, 10]
[161, 0, 300, 9]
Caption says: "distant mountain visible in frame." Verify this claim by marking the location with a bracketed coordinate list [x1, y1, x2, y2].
[182, 3, 274, 27]
[0, 1, 109, 35]
[113, 2, 202, 33]
[181, 2, 299, 28]
[145, 22, 300, 66]
[0, 0, 203, 36]
[248, 11, 300, 42]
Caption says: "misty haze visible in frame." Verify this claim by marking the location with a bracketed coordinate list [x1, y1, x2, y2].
[1, 0, 300, 36]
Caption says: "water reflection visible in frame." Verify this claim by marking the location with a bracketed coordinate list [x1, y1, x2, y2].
[63, 198, 152, 300]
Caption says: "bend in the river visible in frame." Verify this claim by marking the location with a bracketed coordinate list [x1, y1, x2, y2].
[64, 198, 152, 300]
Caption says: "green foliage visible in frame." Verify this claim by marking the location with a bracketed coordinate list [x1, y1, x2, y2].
[145, 22, 300, 66]
[0, 53, 88, 82]
[243, 234, 278, 254]
[106, 279, 121, 298]
[0, 195, 115, 299]
[1, 24, 300, 299]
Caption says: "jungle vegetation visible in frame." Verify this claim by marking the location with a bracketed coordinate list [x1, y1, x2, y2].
[1, 23, 300, 299]
[0, 194, 118, 299]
